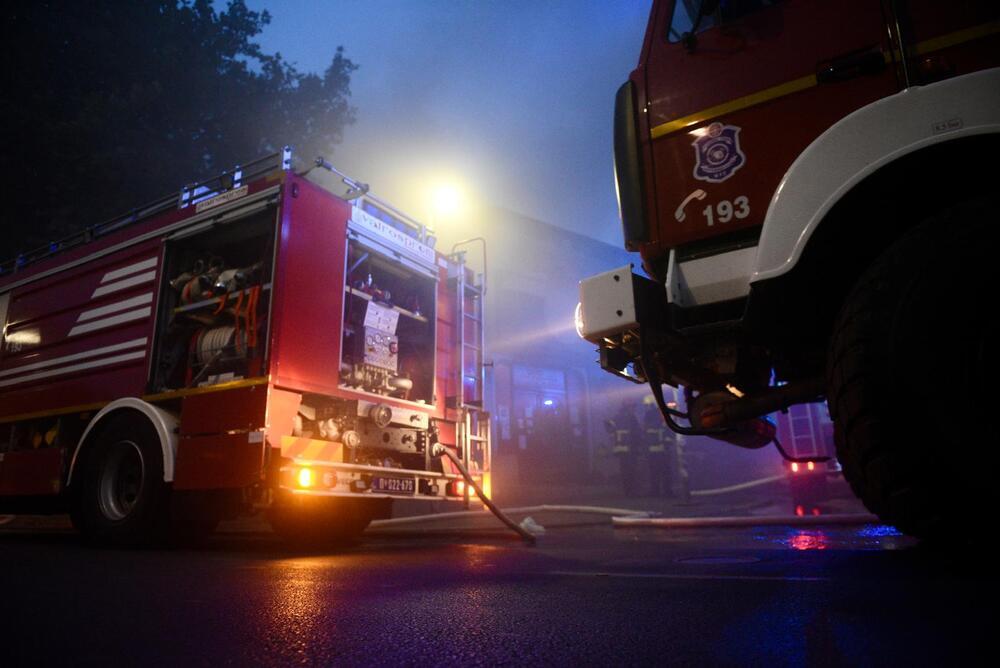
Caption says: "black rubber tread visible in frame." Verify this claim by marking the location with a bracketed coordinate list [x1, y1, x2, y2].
[826, 201, 994, 538]
[70, 411, 169, 545]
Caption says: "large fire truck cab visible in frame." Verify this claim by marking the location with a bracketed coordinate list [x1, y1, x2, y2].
[579, 1, 999, 536]
[0, 149, 491, 544]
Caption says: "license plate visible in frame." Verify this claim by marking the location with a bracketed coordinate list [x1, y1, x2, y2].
[371, 476, 415, 495]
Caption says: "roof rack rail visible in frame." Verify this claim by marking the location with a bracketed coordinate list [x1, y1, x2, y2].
[0, 147, 292, 278]
[312, 157, 435, 247]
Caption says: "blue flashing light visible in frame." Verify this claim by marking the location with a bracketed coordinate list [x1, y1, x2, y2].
[857, 524, 903, 538]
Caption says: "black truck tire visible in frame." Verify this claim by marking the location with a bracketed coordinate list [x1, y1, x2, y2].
[826, 205, 995, 538]
[71, 412, 169, 545]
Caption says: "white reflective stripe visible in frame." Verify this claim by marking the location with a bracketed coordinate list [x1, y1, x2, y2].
[0, 337, 147, 378]
[77, 293, 153, 322]
[101, 257, 158, 284]
[68, 307, 151, 337]
[91, 270, 156, 298]
[0, 350, 146, 388]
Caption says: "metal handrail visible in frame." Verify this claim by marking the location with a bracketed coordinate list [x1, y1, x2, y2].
[310, 157, 434, 245]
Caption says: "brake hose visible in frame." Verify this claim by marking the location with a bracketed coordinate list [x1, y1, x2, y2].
[639, 335, 729, 436]
[638, 335, 830, 463]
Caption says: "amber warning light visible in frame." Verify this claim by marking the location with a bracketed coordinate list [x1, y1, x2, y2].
[297, 467, 315, 488]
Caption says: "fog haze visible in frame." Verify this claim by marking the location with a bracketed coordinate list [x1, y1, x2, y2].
[246, 0, 650, 245]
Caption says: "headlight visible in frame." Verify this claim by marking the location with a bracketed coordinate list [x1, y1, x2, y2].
[574, 302, 585, 339]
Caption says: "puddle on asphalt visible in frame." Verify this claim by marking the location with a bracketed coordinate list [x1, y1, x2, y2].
[613, 523, 913, 551]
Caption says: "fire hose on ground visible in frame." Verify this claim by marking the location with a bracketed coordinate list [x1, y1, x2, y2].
[433, 444, 537, 545]
[370, 470, 879, 537]
[690, 474, 786, 497]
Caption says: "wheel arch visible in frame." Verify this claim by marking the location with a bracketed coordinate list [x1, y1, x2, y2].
[752, 67, 1000, 285]
[744, 131, 1000, 379]
[66, 398, 179, 487]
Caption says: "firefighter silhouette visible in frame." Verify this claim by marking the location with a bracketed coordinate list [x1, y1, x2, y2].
[643, 396, 675, 497]
[610, 400, 641, 496]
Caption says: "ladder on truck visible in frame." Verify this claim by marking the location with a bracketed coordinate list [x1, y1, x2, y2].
[450, 240, 490, 509]
[787, 402, 821, 460]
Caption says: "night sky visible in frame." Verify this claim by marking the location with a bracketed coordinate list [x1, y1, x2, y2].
[243, 0, 650, 245]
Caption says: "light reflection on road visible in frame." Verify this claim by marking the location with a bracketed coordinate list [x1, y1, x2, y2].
[613, 523, 913, 553]
[787, 530, 830, 551]
[263, 557, 336, 661]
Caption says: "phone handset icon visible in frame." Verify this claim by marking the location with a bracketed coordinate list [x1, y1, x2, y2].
[675, 189, 707, 222]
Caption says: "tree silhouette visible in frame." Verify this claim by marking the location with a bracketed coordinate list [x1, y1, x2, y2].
[1, 0, 357, 258]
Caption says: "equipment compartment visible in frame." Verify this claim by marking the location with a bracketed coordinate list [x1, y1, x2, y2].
[150, 205, 277, 391]
[339, 239, 436, 404]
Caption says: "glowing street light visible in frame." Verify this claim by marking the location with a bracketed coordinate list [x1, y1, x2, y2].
[428, 180, 467, 224]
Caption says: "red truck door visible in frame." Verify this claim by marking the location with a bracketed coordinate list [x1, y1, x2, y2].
[638, 0, 896, 253]
[898, 1, 1000, 84]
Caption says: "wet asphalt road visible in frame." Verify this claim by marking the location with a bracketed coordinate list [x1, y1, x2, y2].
[0, 515, 994, 667]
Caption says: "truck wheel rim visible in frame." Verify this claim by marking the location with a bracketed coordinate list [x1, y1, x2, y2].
[98, 440, 144, 521]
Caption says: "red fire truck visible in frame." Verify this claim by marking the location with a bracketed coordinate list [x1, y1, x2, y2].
[577, 1, 999, 536]
[0, 149, 491, 544]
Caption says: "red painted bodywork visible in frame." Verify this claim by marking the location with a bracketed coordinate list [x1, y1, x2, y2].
[263, 386, 302, 448]
[436, 263, 458, 423]
[270, 174, 454, 421]
[632, 0, 1000, 259]
[174, 433, 265, 491]
[0, 168, 465, 498]
[0, 449, 62, 495]
[0, 176, 279, 419]
[268, 175, 350, 397]
[0, 240, 162, 416]
[179, 385, 269, 436]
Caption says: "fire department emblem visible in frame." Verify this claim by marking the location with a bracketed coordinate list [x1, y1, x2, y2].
[692, 122, 746, 183]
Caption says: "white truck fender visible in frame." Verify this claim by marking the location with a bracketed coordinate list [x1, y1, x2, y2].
[66, 397, 179, 486]
[751, 67, 1000, 284]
